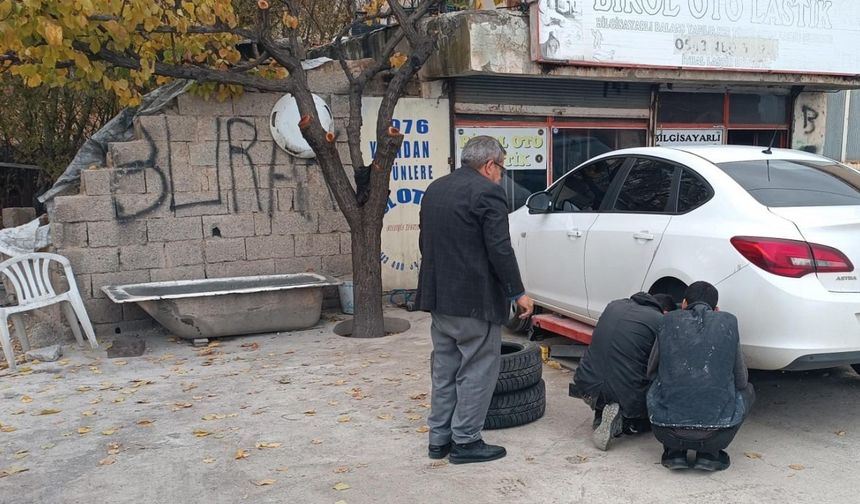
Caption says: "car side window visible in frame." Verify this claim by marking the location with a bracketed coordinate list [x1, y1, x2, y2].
[677, 169, 711, 212]
[553, 158, 625, 212]
[613, 158, 676, 213]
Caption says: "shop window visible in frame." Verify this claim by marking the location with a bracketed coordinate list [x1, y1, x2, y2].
[503, 170, 548, 212]
[553, 158, 625, 212]
[658, 93, 724, 124]
[552, 128, 646, 180]
[726, 130, 786, 147]
[677, 169, 712, 213]
[613, 159, 676, 213]
[729, 94, 787, 124]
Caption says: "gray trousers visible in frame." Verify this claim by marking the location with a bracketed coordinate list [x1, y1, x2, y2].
[427, 313, 501, 446]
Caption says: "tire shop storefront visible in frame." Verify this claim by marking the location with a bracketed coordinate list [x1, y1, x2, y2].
[424, 5, 860, 210]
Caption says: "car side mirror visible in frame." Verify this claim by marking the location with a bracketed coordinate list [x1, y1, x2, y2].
[526, 192, 552, 214]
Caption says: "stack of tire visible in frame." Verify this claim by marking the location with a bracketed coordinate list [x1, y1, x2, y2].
[485, 340, 546, 430]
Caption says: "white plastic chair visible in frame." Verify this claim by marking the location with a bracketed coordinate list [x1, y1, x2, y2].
[0, 253, 97, 372]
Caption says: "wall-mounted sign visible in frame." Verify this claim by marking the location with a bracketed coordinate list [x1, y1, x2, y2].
[361, 97, 450, 291]
[455, 127, 548, 170]
[532, 0, 860, 75]
[655, 128, 724, 146]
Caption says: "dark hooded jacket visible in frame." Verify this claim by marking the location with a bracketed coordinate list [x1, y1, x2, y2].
[646, 302, 746, 429]
[571, 292, 663, 419]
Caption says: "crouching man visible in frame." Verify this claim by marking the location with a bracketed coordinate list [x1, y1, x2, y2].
[570, 292, 676, 451]
[646, 281, 755, 471]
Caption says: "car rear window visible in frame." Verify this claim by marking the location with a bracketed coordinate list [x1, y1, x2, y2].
[716, 159, 860, 207]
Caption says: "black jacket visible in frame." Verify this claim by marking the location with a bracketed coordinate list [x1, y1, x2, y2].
[571, 292, 663, 419]
[647, 303, 748, 429]
[415, 168, 524, 324]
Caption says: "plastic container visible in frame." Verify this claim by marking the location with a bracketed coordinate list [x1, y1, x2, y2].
[338, 280, 354, 315]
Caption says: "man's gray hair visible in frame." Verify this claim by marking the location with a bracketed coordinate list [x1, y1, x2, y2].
[461, 136, 506, 170]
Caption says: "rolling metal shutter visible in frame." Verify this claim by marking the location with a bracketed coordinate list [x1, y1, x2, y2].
[454, 76, 652, 109]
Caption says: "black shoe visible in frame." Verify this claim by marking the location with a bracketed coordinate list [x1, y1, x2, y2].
[592, 409, 602, 430]
[592, 403, 621, 451]
[428, 443, 451, 459]
[448, 439, 506, 464]
[661, 448, 689, 470]
[622, 418, 652, 435]
[693, 450, 731, 471]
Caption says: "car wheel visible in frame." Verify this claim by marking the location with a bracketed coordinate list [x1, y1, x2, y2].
[496, 340, 542, 394]
[504, 301, 538, 333]
[484, 379, 546, 430]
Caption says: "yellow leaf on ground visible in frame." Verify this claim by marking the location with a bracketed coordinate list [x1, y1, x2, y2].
[21, 395, 32, 403]
[173, 403, 193, 411]
[11, 410, 25, 416]
[101, 429, 117, 436]
[35, 409, 61, 416]
[98, 456, 115, 466]
[545, 360, 563, 370]
[311, 439, 323, 445]
[334, 466, 350, 474]
[107, 442, 121, 455]
[410, 393, 427, 400]
[416, 425, 430, 433]
[789, 464, 805, 471]
[377, 414, 393, 420]
[193, 429, 211, 437]
[89, 398, 102, 405]
[76, 386, 92, 392]
[304, 409, 316, 416]
[335, 501, 347, 504]
[275, 467, 289, 473]
[235, 449, 249, 460]
[136, 419, 154, 427]
[202, 414, 226, 421]
[41, 443, 55, 450]
[253, 479, 275, 486]
[14, 450, 28, 459]
[0, 466, 29, 477]
[112, 397, 125, 404]
[745, 452, 763, 459]
[78, 427, 91, 434]
[0, 425, 16, 433]
[203, 457, 216, 464]
[835, 430, 847, 436]
[255, 442, 281, 449]
[82, 410, 96, 417]
[113, 360, 127, 366]
[333, 482, 351, 491]
[337, 415, 351, 423]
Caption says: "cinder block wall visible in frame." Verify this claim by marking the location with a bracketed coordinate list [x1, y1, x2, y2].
[49, 72, 360, 335]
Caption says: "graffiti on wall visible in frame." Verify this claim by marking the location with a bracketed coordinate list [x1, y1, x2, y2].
[793, 93, 826, 154]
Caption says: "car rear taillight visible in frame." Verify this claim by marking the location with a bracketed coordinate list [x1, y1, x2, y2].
[731, 236, 854, 278]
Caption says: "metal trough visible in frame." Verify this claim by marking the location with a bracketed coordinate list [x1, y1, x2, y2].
[102, 273, 341, 341]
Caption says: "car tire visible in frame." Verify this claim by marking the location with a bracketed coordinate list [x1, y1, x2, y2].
[496, 340, 542, 394]
[851, 364, 860, 375]
[504, 301, 532, 333]
[484, 379, 546, 430]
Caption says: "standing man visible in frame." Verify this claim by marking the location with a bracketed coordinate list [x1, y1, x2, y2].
[570, 292, 677, 451]
[647, 281, 755, 472]
[416, 136, 534, 465]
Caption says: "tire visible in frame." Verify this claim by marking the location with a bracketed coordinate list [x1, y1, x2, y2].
[484, 379, 546, 430]
[496, 340, 542, 394]
[504, 301, 531, 333]
[851, 364, 860, 375]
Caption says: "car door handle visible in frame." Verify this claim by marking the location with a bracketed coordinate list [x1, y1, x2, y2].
[633, 231, 655, 241]
[567, 229, 583, 238]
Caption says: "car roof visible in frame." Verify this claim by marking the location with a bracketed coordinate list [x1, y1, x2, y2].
[599, 145, 832, 164]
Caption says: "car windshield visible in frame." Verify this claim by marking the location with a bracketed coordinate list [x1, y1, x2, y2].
[716, 159, 860, 207]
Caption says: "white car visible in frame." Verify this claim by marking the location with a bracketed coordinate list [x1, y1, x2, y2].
[509, 146, 860, 371]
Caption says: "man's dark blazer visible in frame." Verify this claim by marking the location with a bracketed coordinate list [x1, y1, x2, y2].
[415, 167, 525, 325]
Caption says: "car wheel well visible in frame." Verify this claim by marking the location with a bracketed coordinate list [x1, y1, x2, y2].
[648, 277, 687, 306]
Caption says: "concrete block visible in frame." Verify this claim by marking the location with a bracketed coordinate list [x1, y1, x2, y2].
[74, 274, 92, 298]
[107, 140, 156, 169]
[294, 234, 341, 257]
[277, 188, 294, 212]
[172, 192, 229, 217]
[232, 92, 281, 117]
[254, 117, 275, 142]
[330, 93, 351, 118]
[274, 256, 321, 274]
[322, 254, 352, 277]
[51, 222, 88, 248]
[245, 140, 292, 165]
[147, 217, 203, 242]
[162, 116, 198, 143]
[87, 220, 147, 248]
[1, 207, 37, 228]
[202, 214, 256, 238]
[109, 167, 147, 195]
[134, 115, 169, 141]
[228, 189, 273, 214]
[119, 245, 165, 270]
[319, 211, 350, 233]
[91, 269, 151, 298]
[81, 168, 111, 196]
[82, 297, 123, 324]
[122, 303, 151, 322]
[254, 213, 272, 236]
[270, 164, 305, 188]
[222, 117, 260, 141]
[339, 233, 352, 254]
[151, 265, 206, 282]
[205, 259, 275, 279]
[53, 195, 115, 223]
[306, 61, 351, 94]
[245, 235, 295, 260]
[189, 142, 231, 166]
[272, 211, 318, 235]
[61, 247, 119, 274]
[143, 166, 171, 195]
[114, 193, 172, 220]
[164, 240, 204, 267]
[204, 238, 245, 263]
[177, 93, 233, 116]
[218, 163, 265, 191]
[168, 164, 211, 193]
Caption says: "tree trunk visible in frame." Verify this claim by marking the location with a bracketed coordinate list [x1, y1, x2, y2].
[349, 210, 386, 338]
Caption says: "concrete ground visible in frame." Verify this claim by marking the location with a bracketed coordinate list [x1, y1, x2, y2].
[1, 308, 860, 504]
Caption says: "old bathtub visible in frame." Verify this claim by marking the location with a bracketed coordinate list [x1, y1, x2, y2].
[102, 273, 341, 341]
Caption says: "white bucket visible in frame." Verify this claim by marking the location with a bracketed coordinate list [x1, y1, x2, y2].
[338, 280, 354, 314]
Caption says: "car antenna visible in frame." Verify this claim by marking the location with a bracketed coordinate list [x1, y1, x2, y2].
[762, 130, 778, 155]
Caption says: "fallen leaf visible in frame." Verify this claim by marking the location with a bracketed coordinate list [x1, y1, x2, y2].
[333, 482, 351, 491]
[744, 452, 763, 459]
[82, 410, 97, 417]
[203, 457, 216, 464]
[113, 360, 128, 366]
[78, 427, 92, 435]
[0, 466, 29, 477]
[545, 360, 563, 370]
[350, 388, 364, 400]
[410, 393, 427, 400]
[112, 397, 125, 404]
[136, 419, 154, 427]
[182, 384, 198, 392]
[328, 401, 339, 406]
[416, 425, 430, 433]
[275, 466, 289, 473]
[101, 429, 117, 436]
[334, 379, 347, 386]
[41, 443, 55, 450]
[0, 425, 16, 433]
[202, 413, 227, 421]
[428, 460, 448, 469]
[335, 501, 347, 504]
[35, 408, 61, 416]
[21, 395, 32, 403]
[377, 414, 393, 420]
[334, 466, 350, 474]
[59, 359, 71, 365]
[241, 342, 259, 351]
[14, 450, 28, 459]
[311, 439, 323, 445]
[337, 415, 351, 423]
[835, 430, 846, 436]
[304, 409, 317, 416]
[407, 414, 422, 421]
[11, 410, 25, 416]
[98, 456, 115, 466]
[235, 449, 249, 460]
[207, 341, 221, 348]
[89, 398, 102, 405]
[76, 386, 92, 392]
[255, 442, 281, 449]
[252, 479, 275, 486]
[107, 442, 121, 455]
[789, 464, 805, 471]
[277, 376, 291, 384]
